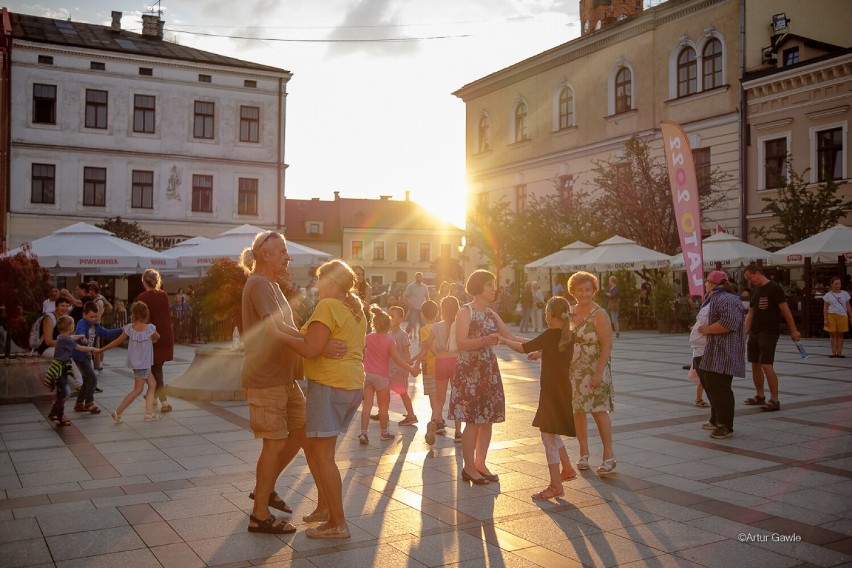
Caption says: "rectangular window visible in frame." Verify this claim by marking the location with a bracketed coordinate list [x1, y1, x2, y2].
[515, 184, 527, 213]
[419, 243, 431, 262]
[90, 61, 105, 71]
[85, 89, 108, 129]
[308, 223, 320, 234]
[783, 47, 799, 66]
[191, 174, 213, 212]
[83, 167, 106, 206]
[239, 106, 260, 142]
[33, 84, 56, 124]
[351, 240, 363, 259]
[764, 138, 788, 189]
[131, 170, 154, 209]
[558, 174, 574, 213]
[374, 241, 385, 261]
[139, 67, 153, 76]
[38, 55, 54, 65]
[198, 74, 212, 83]
[237, 178, 258, 215]
[615, 163, 631, 190]
[31, 164, 55, 204]
[133, 94, 155, 133]
[816, 127, 843, 182]
[693, 148, 711, 193]
[244, 80, 257, 88]
[193, 101, 215, 139]
[397, 242, 408, 262]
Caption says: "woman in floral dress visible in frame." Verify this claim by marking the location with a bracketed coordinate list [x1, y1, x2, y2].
[450, 270, 528, 485]
[568, 271, 616, 476]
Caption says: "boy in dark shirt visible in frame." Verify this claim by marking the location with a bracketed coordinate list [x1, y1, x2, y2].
[47, 315, 96, 426]
[72, 302, 122, 414]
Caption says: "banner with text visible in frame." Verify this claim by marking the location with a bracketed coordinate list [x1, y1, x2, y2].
[661, 120, 704, 296]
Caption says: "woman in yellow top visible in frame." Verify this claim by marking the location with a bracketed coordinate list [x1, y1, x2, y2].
[271, 259, 366, 539]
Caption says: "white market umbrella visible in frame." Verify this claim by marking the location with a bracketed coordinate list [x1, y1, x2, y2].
[176, 224, 332, 268]
[769, 224, 852, 265]
[3, 222, 176, 275]
[560, 235, 671, 272]
[525, 241, 594, 271]
[670, 232, 771, 270]
[160, 236, 211, 258]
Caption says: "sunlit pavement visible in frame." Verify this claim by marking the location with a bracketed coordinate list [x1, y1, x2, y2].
[1, 328, 850, 567]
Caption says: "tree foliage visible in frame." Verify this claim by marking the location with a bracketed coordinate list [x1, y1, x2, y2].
[192, 258, 247, 331]
[589, 135, 730, 255]
[96, 216, 153, 247]
[431, 255, 464, 284]
[465, 199, 516, 279]
[750, 159, 852, 248]
[0, 245, 52, 354]
[508, 182, 607, 266]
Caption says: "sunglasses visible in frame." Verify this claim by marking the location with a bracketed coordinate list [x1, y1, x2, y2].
[254, 231, 281, 253]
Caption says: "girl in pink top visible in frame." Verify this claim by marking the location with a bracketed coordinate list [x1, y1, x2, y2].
[359, 307, 418, 444]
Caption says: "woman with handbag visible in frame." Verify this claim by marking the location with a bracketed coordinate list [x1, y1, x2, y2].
[531, 282, 545, 332]
[568, 272, 616, 476]
[499, 295, 577, 499]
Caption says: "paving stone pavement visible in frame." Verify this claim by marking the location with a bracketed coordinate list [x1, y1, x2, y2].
[0, 328, 850, 567]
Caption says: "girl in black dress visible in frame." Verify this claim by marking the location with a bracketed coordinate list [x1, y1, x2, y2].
[500, 296, 577, 500]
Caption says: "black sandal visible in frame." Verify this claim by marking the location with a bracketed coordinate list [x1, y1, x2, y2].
[247, 514, 296, 534]
[249, 490, 292, 514]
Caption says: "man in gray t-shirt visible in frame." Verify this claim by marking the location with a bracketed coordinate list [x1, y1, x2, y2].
[404, 272, 430, 339]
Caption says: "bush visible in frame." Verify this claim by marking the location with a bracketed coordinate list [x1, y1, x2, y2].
[649, 272, 676, 325]
[0, 245, 52, 354]
[192, 258, 247, 333]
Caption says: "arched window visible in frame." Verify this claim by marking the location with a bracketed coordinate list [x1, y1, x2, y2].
[614, 67, 632, 113]
[677, 47, 697, 97]
[702, 38, 722, 90]
[478, 114, 491, 152]
[514, 102, 528, 142]
[558, 87, 574, 129]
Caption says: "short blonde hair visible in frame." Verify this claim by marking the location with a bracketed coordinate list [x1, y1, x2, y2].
[567, 271, 599, 294]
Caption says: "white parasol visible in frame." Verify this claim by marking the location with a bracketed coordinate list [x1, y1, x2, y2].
[3, 222, 176, 274]
[670, 232, 771, 270]
[559, 235, 671, 272]
[769, 224, 852, 265]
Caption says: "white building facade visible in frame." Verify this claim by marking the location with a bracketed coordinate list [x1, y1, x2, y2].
[3, 11, 291, 250]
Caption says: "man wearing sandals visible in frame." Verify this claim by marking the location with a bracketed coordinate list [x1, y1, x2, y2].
[239, 231, 347, 535]
[743, 265, 800, 412]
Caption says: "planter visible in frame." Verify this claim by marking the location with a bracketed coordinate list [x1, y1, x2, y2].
[167, 346, 246, 401]
[0, 355, 52, 404]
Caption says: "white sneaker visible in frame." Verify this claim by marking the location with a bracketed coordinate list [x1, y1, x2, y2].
[110, 411, 122, 424]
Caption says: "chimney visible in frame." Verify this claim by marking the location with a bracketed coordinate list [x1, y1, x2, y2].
[111, 11, 122, 31]
[333, 191, 340, 201]
[405, 190, 410, 202]
[141, 14, 163, 39]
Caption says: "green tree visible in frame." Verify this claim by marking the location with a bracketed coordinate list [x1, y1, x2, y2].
[0, 245, 52, 354]
[509, 180, 606, 266]
[589, 135, 729, 255]
[431, 255, 464, 284]
[465, 198, 517, 279]
[192, 258, 247, 333]
[96, 216, 153, 247]
[750, 158, 852, 248]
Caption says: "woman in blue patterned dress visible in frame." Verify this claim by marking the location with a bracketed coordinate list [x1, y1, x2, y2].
[450, 270, 528, 485]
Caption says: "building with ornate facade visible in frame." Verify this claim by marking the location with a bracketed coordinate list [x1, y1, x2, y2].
[453, 0, 851, 278]
[0, 9, 291, 252]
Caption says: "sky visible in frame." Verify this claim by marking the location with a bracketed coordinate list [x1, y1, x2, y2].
[9, 0, 584, 228]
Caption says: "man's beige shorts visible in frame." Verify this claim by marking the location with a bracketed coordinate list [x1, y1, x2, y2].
[245, 382, 306, 440]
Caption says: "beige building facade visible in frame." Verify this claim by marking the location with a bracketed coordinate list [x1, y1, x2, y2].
[454, 0, 743, 280]
[742, 1, 852, 241]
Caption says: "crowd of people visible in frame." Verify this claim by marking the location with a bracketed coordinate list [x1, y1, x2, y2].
[230, 230, 624, 539]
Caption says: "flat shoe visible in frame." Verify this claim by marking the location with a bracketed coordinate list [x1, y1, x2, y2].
[597, 458, 617, 476]
[302, 510, 330, 523]
[160, 403, 173, 412]
[110, 411, 122, 424]
[743, 395, 766, 406]
[249, 490, 292, 514]
[760, 399, 780, 412]
[576, 455, 590, 470]
[695, 399, 710, 408]
[306, 523, 350, 539]
[86, 404, 101, 414]
[247, 514, 296, 534]
[532, 485, 564, 500]
[561, 468, 577, 481]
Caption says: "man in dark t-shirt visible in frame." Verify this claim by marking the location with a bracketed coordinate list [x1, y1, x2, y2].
[743, 265, 801, 412]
